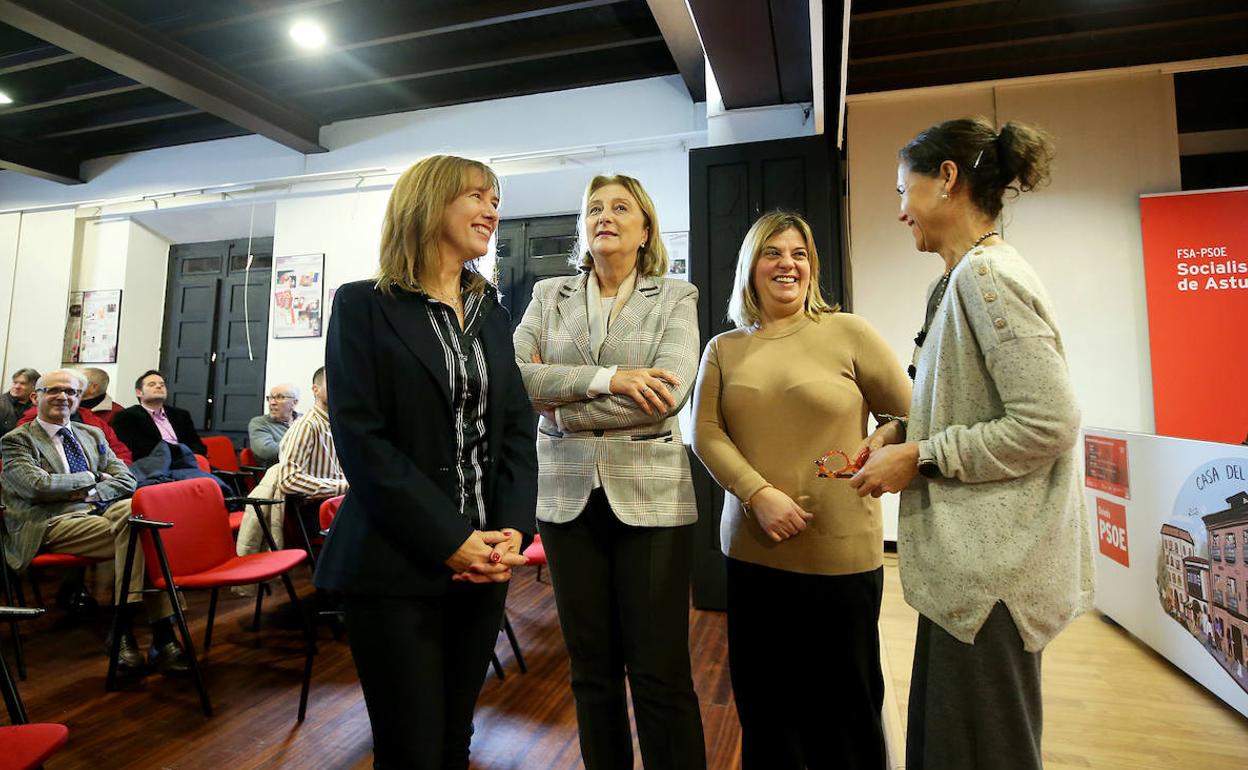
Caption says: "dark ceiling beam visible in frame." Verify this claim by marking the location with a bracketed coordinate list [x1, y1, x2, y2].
[0, 0, 325, 153]
[851, 0, 1000, 22]
[295, 31, 664, 97]
[644, 0, 706, 101]
[851, 10, 1248, 66]
[42, 102, 201, 139]
[851, 0, 1228, 49]
[688, 0, 781, 108]
[771, 0, 812, 103]
[0, 78, 143, 117]
[0, 0, 346, 75]
[0, 135, 80, 183]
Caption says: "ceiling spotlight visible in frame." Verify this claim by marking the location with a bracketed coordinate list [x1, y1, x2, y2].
[289, 19, 327, 50]
[0, 91, 13, 105]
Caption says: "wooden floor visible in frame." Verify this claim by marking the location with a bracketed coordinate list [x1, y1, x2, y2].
[5, 553, 1245, 769]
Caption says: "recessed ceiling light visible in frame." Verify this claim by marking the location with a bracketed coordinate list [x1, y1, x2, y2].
[0, 91, 13, 105]
[289, 19, 327, 50]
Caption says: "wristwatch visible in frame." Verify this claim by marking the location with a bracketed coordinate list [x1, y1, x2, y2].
[916, 442, 942, 480]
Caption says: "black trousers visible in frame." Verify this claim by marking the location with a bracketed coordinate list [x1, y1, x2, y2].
[538, 488, 706, 770]
[342, 581, 507, 770]
[726, 558, 886, 770]
[906, 603, 1044, 770]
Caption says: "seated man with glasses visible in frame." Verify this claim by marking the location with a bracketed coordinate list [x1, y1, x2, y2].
[0, 369, 188, 673]
[247, 384, 300, 469]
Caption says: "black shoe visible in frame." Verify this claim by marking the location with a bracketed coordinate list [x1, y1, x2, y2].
[108, 632, 146, 671]
[150, 641, 191, 676]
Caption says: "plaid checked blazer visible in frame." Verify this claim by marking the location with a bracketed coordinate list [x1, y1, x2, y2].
[513, 271, 700, 527]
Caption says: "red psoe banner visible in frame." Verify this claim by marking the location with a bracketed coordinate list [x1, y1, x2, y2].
[1140, 188, 1248, 444]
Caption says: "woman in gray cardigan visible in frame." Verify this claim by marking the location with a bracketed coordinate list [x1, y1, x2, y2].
[850, 118, 1095, 770]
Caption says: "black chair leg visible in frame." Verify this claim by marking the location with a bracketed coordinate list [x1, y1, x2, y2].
[288, 498, 318, 572]
[0, 642, 28, 725]
[28, 569, 44, 609]
[275, 571, 316, 721]
[106, 528, 140, 693]
[490, 653, 504, 680]
[149, 534, 212, 716]
[1, 566, 25, 681]
[204, 588, 218, 651]
[501, 612, 526, 674]
[252, 585, 264, 631]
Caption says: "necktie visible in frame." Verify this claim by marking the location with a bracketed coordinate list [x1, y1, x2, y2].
[58, 427, 91, 474]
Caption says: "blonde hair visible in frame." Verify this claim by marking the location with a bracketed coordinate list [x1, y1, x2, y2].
[376, 154, 500, 295]
[573, 174, 668, 276]
[727, 211, 839, 329]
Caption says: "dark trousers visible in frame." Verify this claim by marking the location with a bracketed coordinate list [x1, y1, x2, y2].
[538, 488, 706, 770]
[726, 558, 886, 770]
[342, 582, 507, 770]
[906, 603, 1044, 770]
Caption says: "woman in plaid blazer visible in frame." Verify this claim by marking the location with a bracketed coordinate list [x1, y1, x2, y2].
[513, 174, 706, 769]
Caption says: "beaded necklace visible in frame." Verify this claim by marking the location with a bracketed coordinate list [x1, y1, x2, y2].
[907, 230, 999, 380]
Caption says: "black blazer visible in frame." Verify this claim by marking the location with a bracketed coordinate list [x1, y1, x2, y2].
[111, 403, 207, 460]
[314, 280, 538, 597]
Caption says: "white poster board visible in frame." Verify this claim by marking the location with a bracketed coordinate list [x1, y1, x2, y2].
[272, 253, 325, 338]
[1085, 427, 1248, 718]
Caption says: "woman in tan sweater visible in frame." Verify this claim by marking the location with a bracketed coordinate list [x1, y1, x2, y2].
[691, 212, 911, 770]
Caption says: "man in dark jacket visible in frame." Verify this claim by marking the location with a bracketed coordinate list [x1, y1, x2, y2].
[0, 367, 39, 436]
[111, 370, 207, 460]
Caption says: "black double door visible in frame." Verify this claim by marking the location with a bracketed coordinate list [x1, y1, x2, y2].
[495, 215, 580, 328]
[160, 238, 274, 438]
[688, 134, 844, 609]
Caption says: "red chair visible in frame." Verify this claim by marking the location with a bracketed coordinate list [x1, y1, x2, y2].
[202, 436, 237, 472]
[237, 447, 264, 492]
[193, 454, 211, 472]
[318, 495, 344, 535]
[0, 606, 69, 770]
[523, 533, 548, 583]
[0, 502, 108, 680]
[106, 478, 314, 717]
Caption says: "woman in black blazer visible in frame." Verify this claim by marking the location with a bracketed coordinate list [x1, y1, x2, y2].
[316, 154, 537, 770]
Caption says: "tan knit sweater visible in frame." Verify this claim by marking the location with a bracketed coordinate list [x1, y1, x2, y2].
[692, 313, 911, 576]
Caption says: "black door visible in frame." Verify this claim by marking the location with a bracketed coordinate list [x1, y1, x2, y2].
[687, 134, 844, 610]
[495, 214, 579, 328]
[161, 238, 274, 440]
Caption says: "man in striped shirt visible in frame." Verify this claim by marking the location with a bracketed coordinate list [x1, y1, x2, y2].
[277, 366, 348, 501]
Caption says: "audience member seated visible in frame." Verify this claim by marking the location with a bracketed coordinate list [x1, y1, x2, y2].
[17, 400, 133, 465]
[0, 367, 40, 436]
[0, 369, 188, 674]
[237, 367, 346, 557]
[112, 370, 207, 460]
[247, 383, 299, 468]
[79, 368, 125, 425]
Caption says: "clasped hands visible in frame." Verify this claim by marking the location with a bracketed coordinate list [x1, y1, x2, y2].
[846, 420, 919, 498]
[446, 528, 527, 583]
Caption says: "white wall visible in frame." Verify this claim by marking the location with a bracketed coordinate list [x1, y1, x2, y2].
[847, 72, 1182, 538]
[0, 213, 21, 378]
[3, 210, 77, 377]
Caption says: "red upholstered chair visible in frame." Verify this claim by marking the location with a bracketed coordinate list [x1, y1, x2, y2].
[317, 495, 344, 536]
[0, 501, 109, 680]
[237, 447, 264, 492]
[523, 533, 548, 583]
[0, 606, 69, 770]
[193, 454, 211, 472]
[107, 478, 314, 717]
[202, 436, 237, 472]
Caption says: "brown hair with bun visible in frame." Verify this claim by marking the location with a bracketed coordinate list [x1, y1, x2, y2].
[899, 117, 1054, 219]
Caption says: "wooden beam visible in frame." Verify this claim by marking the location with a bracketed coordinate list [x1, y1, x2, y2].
[0, 135, 81, 183]
[645, 0, 707, 101]
[0, 0, 325, 153]
[688, 0, 781, 108]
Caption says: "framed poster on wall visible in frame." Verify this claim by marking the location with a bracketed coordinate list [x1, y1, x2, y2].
[62, 289, 122, 363]
[272, 253, 325, 339]
[61, 291, 84, 363]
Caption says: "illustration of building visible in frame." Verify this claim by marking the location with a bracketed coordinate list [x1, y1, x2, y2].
[1183, 556, 1211, 637]
[1160, 524, 1196, 615]
[1203, 492, 1248, 674]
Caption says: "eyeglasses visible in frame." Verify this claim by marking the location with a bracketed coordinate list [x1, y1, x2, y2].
[265, 395, 295, 402]
[815, 448, 869, 479]
[36, 387, 82, 397]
